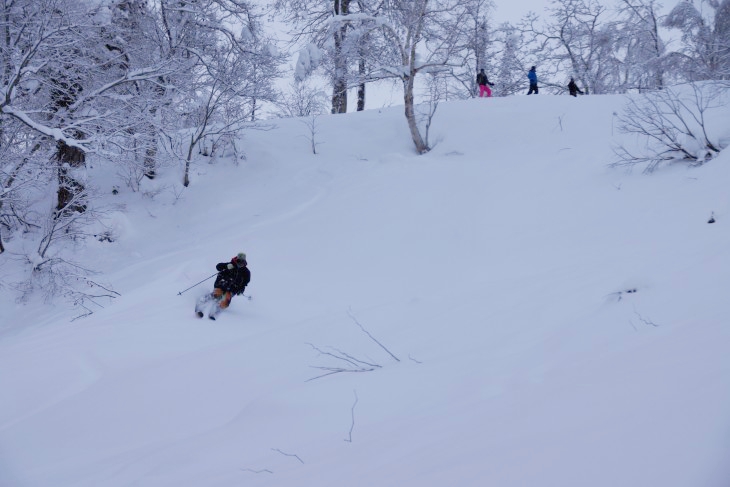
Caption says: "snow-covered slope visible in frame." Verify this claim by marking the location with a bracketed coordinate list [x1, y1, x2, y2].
[1, 92, 730, 487]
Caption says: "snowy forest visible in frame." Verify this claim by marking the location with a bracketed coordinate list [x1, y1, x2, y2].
[1, 0, 730, 308]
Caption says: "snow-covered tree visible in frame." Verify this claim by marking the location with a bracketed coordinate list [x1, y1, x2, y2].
[493, 23, 534, 96]
[663, 0, 730, 80]
[349, 0, 472, 153]
[0, 0, 160, 300]
[154, 0, 282, 186]
[449, 0, 497, 99]
[276, 80, 329, 118]
[0, 0, 281, 298]
[614, 0, 667, 91]
[0, 0, 172, 241]
[275, 0, 358, 113]
[524, 0, 616, 94]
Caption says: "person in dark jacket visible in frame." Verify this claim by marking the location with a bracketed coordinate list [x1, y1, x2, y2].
[568, 77, 583, 97]
[476, 68, 495, 97]
[196, 252, 250, 318]
[527, 66, 538, 95]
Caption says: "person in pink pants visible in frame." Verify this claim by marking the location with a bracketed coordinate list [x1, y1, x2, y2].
[477, 69, 494, 97]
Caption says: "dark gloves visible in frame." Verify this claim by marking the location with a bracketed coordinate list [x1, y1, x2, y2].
[489, 82, 495, 86]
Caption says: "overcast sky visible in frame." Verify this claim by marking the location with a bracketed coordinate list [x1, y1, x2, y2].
[493, 0, 549, 23]
[494, 0, 675, 23]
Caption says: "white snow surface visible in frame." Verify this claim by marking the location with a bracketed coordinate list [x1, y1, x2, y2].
[2, 93, 730, 487]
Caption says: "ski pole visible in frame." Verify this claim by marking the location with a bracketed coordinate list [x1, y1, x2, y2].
[177, 272, 217, 296]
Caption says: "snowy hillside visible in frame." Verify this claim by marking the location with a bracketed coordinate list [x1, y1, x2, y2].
[2, 92, 730, 487]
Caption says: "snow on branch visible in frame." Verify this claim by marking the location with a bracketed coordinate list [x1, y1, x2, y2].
[1, 106, 88, 152]
[294, 43, 323, 82]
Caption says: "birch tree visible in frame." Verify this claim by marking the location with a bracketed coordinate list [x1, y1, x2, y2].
[275, 0, 356, 113]
[166, 0, 282, 186]
[348, 0, 471, 153]
[524, 0, 615, 94]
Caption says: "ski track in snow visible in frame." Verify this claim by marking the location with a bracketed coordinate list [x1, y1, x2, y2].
[0, 352, 104, 432]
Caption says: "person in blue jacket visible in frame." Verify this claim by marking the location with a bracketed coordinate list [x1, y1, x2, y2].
[527, 66, 538, 95]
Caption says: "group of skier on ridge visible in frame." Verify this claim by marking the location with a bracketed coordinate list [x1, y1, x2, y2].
[476, 66, 584, 98]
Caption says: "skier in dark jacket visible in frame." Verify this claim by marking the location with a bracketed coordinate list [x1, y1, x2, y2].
[476, 68, 495, 97]
[527, 66, 538, 95]
[568, 78, 583, 97]
[196, 252, 250, 318]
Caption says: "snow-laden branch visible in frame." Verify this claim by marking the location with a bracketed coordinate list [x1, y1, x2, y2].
[67, 64, 181, 112]
[1, 106, 88, 151]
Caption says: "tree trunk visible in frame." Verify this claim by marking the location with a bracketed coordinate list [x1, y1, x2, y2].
[143, 80, 167, 179]
[144, 143, 157, 179]
[331, 0, 350, 114]
[183, 138, 194, 187]
[143, 120, 157, 180]
[357, 55, 365, 111]
[474, 17, 488, 97]
[56, 139, 86, 214]
[403, 76, 429, 154]
[356, 0, 366, 111]
[652, 32, 664, 89]
[50, 71, 86, 213]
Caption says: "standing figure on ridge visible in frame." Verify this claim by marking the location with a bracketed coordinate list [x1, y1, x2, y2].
[476, 68, 495, 98]
[568, 77, 584, 97]
[527, 66, 539, 95]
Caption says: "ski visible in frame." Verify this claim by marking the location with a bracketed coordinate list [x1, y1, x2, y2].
[195, 293, 217, 319]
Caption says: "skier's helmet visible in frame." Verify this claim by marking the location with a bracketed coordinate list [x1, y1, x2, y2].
[234, 252, 247, 266]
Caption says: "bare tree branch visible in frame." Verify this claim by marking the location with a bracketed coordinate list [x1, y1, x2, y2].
[271, 448, 305, 464]
[347, 308, 400, 362]
[345, 389, 358, 442]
